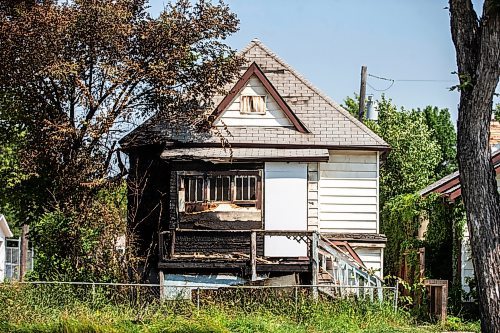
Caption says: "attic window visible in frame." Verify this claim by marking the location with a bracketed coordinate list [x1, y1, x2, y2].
[240, 95, 266, 114]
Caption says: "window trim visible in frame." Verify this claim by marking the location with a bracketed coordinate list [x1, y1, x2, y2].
[240, 95, 267, 115]
[178, 171, 262, 209]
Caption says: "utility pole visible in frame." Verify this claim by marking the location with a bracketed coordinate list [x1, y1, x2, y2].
[358, 65, 367, 120]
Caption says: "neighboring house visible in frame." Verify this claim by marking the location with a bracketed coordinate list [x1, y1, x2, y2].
[420, 132, 500, 298]
[120, 39, 389, 292]
[0, 214, 14, 282]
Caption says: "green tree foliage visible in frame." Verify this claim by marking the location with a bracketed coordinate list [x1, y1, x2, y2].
[421, 106, 457, 178]
[30, 184, 127, 281]
[0, 0, 241, 281]
[494, 103, 500, 121]
[0, 96, 27, 231]
[342, 95, 360, 118]
[343, 95, 457, 279]
[381, 193, 424, 276]
[373, 97, 442, 204]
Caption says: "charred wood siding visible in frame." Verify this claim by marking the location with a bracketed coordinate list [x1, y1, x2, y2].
[173, 231, 264, 257]
[127, 149, 170, 261]
[168, 161, 263, 231]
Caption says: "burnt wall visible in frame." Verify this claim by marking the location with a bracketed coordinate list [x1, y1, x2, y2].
[127, 146, 170, 280]
[169, 161, 264, 231]
[174, 231, 264, 257]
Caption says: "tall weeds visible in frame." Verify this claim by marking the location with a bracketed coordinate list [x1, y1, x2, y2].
[0, 283, 479, 333]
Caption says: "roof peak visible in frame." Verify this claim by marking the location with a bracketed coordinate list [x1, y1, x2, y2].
[238, 39, 387, 147]
[210, 62, 309, 133]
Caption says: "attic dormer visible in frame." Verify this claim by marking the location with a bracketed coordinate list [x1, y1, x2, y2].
[211, 62, 309, 133]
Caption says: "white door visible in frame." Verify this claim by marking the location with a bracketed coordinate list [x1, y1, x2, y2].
[264, 162, 308, 257]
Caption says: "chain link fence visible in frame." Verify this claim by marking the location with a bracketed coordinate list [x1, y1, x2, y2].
[1, 281, 398, 314]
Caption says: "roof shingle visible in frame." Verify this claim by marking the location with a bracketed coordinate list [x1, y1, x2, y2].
[121, 39, 389, 150]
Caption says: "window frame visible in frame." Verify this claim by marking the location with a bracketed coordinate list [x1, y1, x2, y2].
[239, 95, 267, 115]
[178, 171, 262, 209]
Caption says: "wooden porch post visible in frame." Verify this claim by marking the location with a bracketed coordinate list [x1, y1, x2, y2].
[250, 231, 257, 281]
[311, 231, 319, 299]
[159, 270, 165, 301]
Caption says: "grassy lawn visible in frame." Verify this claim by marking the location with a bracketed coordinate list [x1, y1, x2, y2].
[0, 284, 480, 333]
[0, 303, 481, 333]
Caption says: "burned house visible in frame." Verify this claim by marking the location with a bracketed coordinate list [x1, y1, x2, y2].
[120, 39, 389, 291]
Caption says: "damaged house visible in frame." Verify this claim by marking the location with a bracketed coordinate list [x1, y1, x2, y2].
[120, 39, 389, 292]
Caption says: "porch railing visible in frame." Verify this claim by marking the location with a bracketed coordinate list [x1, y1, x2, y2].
[158, 229, 382, 296]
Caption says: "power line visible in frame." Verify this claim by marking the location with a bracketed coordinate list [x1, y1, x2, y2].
[366, 73, 456, 92]
[367, 81, 394, 92]
[368, 73, 394, 82]
[396, 79, 456, 82]
[368, 73, 456, 83]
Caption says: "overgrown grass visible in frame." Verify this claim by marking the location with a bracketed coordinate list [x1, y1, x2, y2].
[0, 283, 480, 333]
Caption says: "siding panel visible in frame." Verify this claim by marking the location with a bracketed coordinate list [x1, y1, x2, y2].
[319, 151, 379, 233]
[355, 247, 383, 277]
[214, 75, 293, 128]
[320, 204, 377, 213]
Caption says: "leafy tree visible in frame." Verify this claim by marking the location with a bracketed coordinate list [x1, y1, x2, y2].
[359, 96, 442, 204]
[0, 0, 242, 280]
[449, 1, 500, 330]
[494, 103, 500, 121]
[0, 96, 27, 232]
[421, 106, 457, 178]
[342, 94, 361, 118]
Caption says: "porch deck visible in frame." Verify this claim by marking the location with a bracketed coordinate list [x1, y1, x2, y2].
[159, 229, 313, 276]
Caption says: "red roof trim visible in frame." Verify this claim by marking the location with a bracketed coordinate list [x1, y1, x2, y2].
[424, 150, 500, 198]
[436, 162, 500, 202]
[210, 62, 310, 134]
[430, 177, 461, 195]
[331, 241, 364, 266]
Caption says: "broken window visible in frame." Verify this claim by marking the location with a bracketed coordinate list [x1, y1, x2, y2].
[235, 175, 257, 201]
[208, 176, 231, 201]
[240, 95, 266, 114]
[185, 176, 204, 202]
[181, 172, 260, 207]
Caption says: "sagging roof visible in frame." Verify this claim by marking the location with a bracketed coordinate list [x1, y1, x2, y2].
[121, 39, 389, 151]
[161, 147, 330, 162]
[420, 149, 500, 201]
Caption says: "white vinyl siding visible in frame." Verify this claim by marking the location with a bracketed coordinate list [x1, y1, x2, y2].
[354, 247, 383, 278]
[215, 76, 293, 127]
[318, 151, 379, 233]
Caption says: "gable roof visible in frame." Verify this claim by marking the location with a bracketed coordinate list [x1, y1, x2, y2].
[420, 149, 500, 201]
[0, 214, 13, 238]
[120, 39, 389, 151]
[211, 62, 309, 133]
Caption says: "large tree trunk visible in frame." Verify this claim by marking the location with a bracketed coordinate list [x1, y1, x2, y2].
[449, 1, 500, 331]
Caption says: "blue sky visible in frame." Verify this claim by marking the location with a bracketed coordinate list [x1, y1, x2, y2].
[149, 0, 496, 123]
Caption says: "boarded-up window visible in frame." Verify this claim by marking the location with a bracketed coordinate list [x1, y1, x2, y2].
[240, 95, 266, 114]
